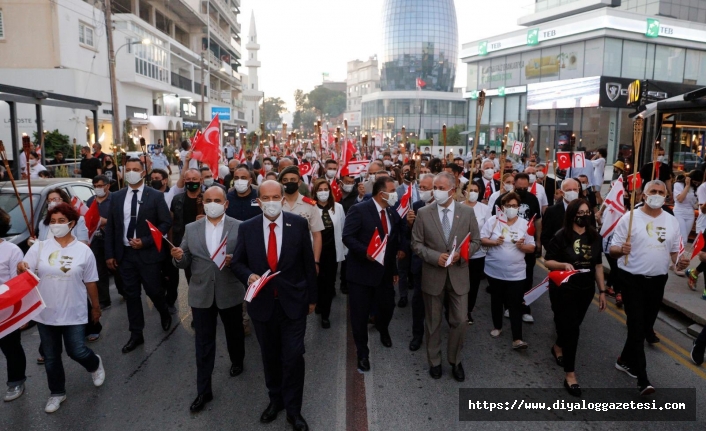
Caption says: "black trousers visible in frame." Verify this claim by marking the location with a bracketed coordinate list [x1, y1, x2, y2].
[604, 253, 621, 294]
[616, 268, 668, 385]
[316, 250, 338, 320]
[92, 238, 124, 304]
[161, 256, 180, 307]
[0, 329, 26, 386]
[488, 276, 524, 341]
[348, 279, 395, 359]
[521, 253, 536, 315]
[411, 256, 424, 338]
[549, 285, 594, 373]
[468, 257, 486, 312]
[252, 301, 307, 418]
[119, 247, 168, 336]
[340, 259, 347, 290]
[192, 303, 245, 396]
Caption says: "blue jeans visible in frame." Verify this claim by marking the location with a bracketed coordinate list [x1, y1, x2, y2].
[37, 323, 99, 396]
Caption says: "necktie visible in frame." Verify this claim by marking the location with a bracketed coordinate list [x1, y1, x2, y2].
[442, 208, 451, 242]
[267, 223, 278, 272]
[126, 190, 138, 241]
[380, 209, 388, 235]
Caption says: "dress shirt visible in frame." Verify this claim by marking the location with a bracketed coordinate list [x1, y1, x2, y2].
[205, 216, 226, 256]
[437, 199, 456, 232]
[482, 177, 497, 194]
[122, 183, 145, 246]
[263, 213, 283, 259]
[373, 198, 390, 234]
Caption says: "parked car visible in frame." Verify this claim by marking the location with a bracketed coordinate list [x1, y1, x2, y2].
[0, 178, 95, 251]
[672, 152, 705, 173]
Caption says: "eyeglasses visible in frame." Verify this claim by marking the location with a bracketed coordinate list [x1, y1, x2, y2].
[504, 204, 519, 209]
[577, 211, 592, 216]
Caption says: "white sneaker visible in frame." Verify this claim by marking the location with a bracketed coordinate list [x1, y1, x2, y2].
[91, 355, 105, 387]
[45, 395, 66, 413]
[4, 383, 24, 402]
[522, 314, 535, 323]
[490, 329, 502, 338]
[503, 309, 509, 318]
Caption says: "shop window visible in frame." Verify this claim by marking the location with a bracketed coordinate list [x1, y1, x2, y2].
[603, 38, 622, 77]
[653, 45, 685, 83]
[685, 50, 706, 85]
[584, 39, 603, 77]
[645, 44, 655, 80]
[539, 46, 560, 83]
[621, 41, 647, 79]
[466, 64, 478, 91]
[489, 97, 505, 126]
[521, 50, 541, 85]
[505, 54, 522, 88]
[505, 95, 520, 127]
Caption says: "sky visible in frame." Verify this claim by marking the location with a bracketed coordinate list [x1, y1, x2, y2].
[239, 0, 535, 111]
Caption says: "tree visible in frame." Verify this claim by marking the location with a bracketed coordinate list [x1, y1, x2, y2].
[262, 97, 287, 131]
[33, 129, 70, 159]
[324, 93, 346, 118]
[307, 86, 345, 116]
[446, 124, 466, 147]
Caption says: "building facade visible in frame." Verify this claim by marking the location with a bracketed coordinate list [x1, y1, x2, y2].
[461, 1, 706, 167]
[343, 56, 380, 128]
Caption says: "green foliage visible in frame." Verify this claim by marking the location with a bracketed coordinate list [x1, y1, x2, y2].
[446, 124, 466, 147]
[33, 129, 70, 159]
[263, 97, 287, 130]
[323, 92, 346, 118]
[307, 86, 344, 115]
[123, 119, 136, 151]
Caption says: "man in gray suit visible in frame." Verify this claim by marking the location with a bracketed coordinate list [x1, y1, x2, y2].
[171, 186, 246, 413]
[412, 172, 481, 382]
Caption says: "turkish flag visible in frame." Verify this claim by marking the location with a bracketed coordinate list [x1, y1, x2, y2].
[692, 232, 705, 260]
[459, 232, 472, 261]
[530, 181, 537, 196]
[299, 162, 312, 177]
[330, 178, 343, 202]
[192, 114, 221, 179]
[84, 200, 101, 244]
[416, 77, 427, 88]
[557, 152, 571, 170]
[627, 173, 642, 191]
[484, 181, 492, 199]
[367, 227, 388, 265]
[146, 220, 164, 252]
[526, 214, 536, 236]
[0, 272, 44, 339]
[548, 269, 590, 286]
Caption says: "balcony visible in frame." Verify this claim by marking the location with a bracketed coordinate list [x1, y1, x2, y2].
[171, 72, 193, 93]
[194, 82, 208, 96]
[209, 18, 231, 46]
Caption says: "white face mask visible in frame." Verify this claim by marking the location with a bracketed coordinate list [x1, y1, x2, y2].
[264, 164, 273, 172]
[342, 183, 354, 193]
[383, 160, 393, 167]
[433, 189, 451, 205]
[646, 194, 665, 209]
[657, 155, 666, 163]
[203, 178, 214, 187]
[47, 201, 60, 210]
[317, 191, 330, 202]
[419, 190, 433, 203]
[563, 190, 579, 203]
[203, 202, 226, 218]
[468, 191, 479, 203]
[528, 174, 536, 184]
[326, 170, 337, 179]
[125, 171, 143, 185]
[504, 207, 518, 219]
[234, 179, 250, 194]
[581, 183, 589, 191]
[260, 200, 283, 218]
[537, 171, 545, 179]
[30, 160, 37, 167]
[94, 187, 106, 197]
[503, 183, 514, 192]
[483, 169, 494, 180]
[383, 191, 398, 207]
[305, 152, 312, 159]
[49, 222, 72, 238]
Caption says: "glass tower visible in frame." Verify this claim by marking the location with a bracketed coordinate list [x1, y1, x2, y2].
[380, 0, 459, 92]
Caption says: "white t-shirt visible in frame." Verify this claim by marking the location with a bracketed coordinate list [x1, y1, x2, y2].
[487, 190, 503, 212]
[481, 215, 535, 281]
[468, 202, 490, 259]
[610, 209, 680, 276]
[25, 238, 99, 326]
[532, 182, 549, 208]
[673, 182, 698, 216]
[696, 183, 706, 233]
[179, 150, 199, 170]
[0, 240, 24, 284]
[29, 163, 47, 178]
[593, 157, 606, 186]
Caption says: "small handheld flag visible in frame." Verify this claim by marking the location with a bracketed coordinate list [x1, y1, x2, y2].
[367, 228, 388, 266]
[211, 235, 228, 270]
[458, 232, 472, 261]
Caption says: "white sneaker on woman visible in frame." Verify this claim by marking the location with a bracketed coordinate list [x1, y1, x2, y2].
[4, 383, 24, 402]
[45, 395, 66, 413]
[91, 355, 105, 387]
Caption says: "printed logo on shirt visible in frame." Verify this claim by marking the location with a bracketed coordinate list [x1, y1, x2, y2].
[518, 203, 530, 220]
[646, 222, 667, 244]
[501, 227, 522, 244]
[48, 251, 74, 274]
[573, 239, 592, 260]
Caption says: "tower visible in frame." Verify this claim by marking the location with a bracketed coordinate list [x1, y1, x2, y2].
[243, 11, 263, 132]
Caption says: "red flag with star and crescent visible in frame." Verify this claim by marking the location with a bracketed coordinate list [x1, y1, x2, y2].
[192, 115, 221, 178]
[146, 220, 164, 252]
[330, 179, 343, 202]
[557, 152, 571, 170]
[484, 181, 492, 199]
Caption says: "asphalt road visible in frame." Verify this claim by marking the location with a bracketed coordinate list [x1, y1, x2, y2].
[2, 264, 706, 430]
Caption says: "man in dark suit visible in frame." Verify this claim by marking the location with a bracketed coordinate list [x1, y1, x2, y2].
[105, 158, 172, 354]
[473, 160, 500, 205]
[541, 178, 580, 251]
[231, 180, 317, 431]
[343, 177, 406, 372]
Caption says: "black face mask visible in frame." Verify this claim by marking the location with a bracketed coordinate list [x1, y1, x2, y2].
[515, 188, 528, 197]
[404, 172, 415, 182]
[151, 180, 164, 189]
[283, 182, 299, 195]
[574, 215, 590, 228]
[185, 182, 201, 192]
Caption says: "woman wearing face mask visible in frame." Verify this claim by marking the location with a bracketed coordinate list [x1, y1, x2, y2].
[102, 156, 120, 191]
[312, 179, 346, 328]
[544, 199, 606, 396]
[673, 171, 701, 276]
[488, 174, 514, 211]
[463, 183, 489, 324]
[480, 192, 535, 350]
[28, 152, 47, 179]
[33, 189, 89, 244]
[17, 203, 104, 413]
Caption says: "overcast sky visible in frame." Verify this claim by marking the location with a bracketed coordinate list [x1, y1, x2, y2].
[240, 0, 534, 111]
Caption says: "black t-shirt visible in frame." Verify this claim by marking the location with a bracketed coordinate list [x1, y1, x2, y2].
[80, 157, 102, 179]
[183, 195, 199, 225]
[544, 229, 602, 290]
[492, 190, 542, 223]
[639, 162, 671, 183]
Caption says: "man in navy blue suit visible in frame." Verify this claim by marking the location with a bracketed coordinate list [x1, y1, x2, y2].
[231, 180, 317, 431]
[105, 158, 173, 354]
[343, 177, 405, 372]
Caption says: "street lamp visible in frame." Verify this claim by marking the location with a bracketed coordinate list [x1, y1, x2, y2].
[115, 38, 151, 57]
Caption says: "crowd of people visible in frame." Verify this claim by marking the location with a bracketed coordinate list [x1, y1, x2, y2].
[2, 140, 706, 431]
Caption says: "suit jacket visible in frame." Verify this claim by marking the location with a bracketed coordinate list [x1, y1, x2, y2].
[473, 178, 500, 201]
[104, 185, 171, 264]
[541, 202, 565, 249]
[342, 198, 406, 287]
[230, 212, 317, 321]
[411, 201, 481, 295]
[174, 216, 244, 309]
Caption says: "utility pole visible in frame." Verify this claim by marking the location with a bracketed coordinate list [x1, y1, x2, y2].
[104, 0, 121, 154]
[200, 51, 205, 128]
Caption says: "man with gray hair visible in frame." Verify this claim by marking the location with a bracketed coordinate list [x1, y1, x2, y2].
[412, 172, 481, 382]
[609, 179, 689, 395]
[473, 160, 500, 205]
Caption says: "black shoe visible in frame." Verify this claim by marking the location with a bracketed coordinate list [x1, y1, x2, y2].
[314, 307, 320, 315]
[409, 336, 422, 351]
[230, 364, 243, 377]
[451, 363, 465, 382]
[551, 345, 564, 367]
[287, 414, 309, 431]
[260, 402, 284, 423]
[691, 340, 705, 366]
[564, 379, 582, 397]
[340, 285, 349, 294]
[467, 312, 474, 325]
[639, 381, 656, 396]
[121, 335, 144, 354]
[190, 320, 195, 329]
[380, 332, 392, 348]
[397, 296, 408, 308]
[190, 393, 213, 412]
[646, 333, 660, 344]
[357, 357, 370, 372]
[167, 305, 177, 315]
[429, 365, 442, 379]
[161, 311, 172, 331]
[321, 318, 331, 329]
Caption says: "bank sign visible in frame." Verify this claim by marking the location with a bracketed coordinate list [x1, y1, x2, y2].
[211, 107, 231, 121]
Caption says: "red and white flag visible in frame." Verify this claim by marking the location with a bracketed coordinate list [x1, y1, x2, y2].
[458, 232, 472, 261]
[211, 235, 228, 270]
[549, 269, 590, 286]
[529, 181, 537, 196]
[557, 152, 571, 170]
[298, 162, 312, 177]
[511, 141, 524, 156]
[692, 232, 705, 260]
[678, 236, 686, 262]
[340, 160, 369, 178]
[84, 200, 101, 244]
[397, 184, 412, 218]
[495, 206, 508, 225]
[526, 214, 537, 236]
[416, 77, 427, 89]
[71, 196, 89, 216]
[484, 181, 492, 199]
[523, 276, 549, 306]
[367, 228, 388, 266]
[237, 148, 246, 164]
[0, 272, 44, 339]
[330, 178, 343, 202]
[244, 269, 281, 302]
[192, 115, 221, 178]
[146, 220, 164, 252]
[600, 175, 625, 238]
[572, 152, 586, 168]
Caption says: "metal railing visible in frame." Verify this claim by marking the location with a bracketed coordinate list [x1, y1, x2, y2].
[194, 82, 208, 96]
[171, 72, 193, 92]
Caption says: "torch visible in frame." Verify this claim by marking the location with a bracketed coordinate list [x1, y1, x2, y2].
[442, 124, 447, 166]
[472, 91, 486, 158]
[22, 135, 35, 231]
[625, 117, 645, 265]
[0, 141, 33, 237]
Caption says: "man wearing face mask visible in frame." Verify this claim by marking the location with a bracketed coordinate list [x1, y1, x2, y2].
[343, 177, 406, 372]
[255, 157, 275, 186]
[226, 166, 262, 222]
[170, 169, 205, 290]
[223, 159, 240, 190]
[231, 180, 317, 430]
[150, 168, 185, 208]
[278, 166, 323, 268]
[362, 160, 385, 195]
[200, 166, 226, 193]
[473, 160, 500, 205]
[535, 164, 555, 206]
[151, 144, 172, 174]
[541, 179, 586, 253]
[524, 166, 549, 213]
[171, 186, 245, 412]
[104, 158, 173, 354]
[324, 159, 339, 181]
[609, 180, 688, 395]
[639, 148, 672, 201]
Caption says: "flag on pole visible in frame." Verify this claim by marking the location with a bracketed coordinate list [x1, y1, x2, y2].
[367, 228, 388, 266]
[298, 162, 312, 177]
[458, 232, 472, 261]
[523, 276, 549, 306]
[211, 235, 228, 270]
[572, 152, 586, 168]
[627, 172, 642, 191]
[495, 206, 508, 225]
[677, 236, 686, 262]
[397, 184, 412, 218]
[70, 196, 89, 216]
[84, 200, 101, 244]
[548, 269, 590, 286]
[146, 220, 164, 252]
[330, 178, 343, 202]
[416, 77, 427, 89]
[192, 114, 221, 178]
[557, 152, 572, 170]
[600, 175, 626, 238]
[692, 232, 705, 260]
[0, 271, 44, 339]
[244, 269, 281, 302]
[511, 141, 523, 156]
[526, 214, 537, 236]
